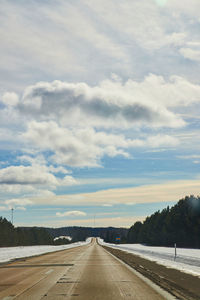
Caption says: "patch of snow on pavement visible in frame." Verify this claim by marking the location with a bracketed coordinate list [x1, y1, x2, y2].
[0, 238, 91, 263]
[98, 239, 200, 277]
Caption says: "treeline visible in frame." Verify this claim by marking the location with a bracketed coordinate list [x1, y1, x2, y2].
[45, 226, 93, 242]
[43, 226, 128, 243]
[0, 217, 54, 247]
[127, 195, 200, 248]
[0, 219, 128, 247]
[101, 227, 127, 243]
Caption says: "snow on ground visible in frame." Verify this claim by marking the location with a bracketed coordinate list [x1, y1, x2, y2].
[98, 239, 200, 277]
[0, 238, 91, 264]
[53, 236, 72, 241]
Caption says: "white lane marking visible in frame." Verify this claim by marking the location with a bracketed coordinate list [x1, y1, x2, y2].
[45, 268, 54, 275]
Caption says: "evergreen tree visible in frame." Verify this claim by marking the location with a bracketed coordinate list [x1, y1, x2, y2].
[127, 195, 200, 248]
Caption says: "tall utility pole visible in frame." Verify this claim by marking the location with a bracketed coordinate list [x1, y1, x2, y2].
[11, 208, 14, 225]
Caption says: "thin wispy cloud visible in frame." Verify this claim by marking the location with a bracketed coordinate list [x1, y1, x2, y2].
[56, 210, 87, 217]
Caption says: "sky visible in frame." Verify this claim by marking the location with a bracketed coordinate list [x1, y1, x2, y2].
[0, 0, 200, 228]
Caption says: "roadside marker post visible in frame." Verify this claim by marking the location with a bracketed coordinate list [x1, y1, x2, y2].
[174, 243, 177, 260]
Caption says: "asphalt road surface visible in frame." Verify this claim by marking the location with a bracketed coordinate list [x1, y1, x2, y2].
[0, 239, 173, 299]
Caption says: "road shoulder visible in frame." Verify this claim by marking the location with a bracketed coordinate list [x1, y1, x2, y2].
[103, 245, 200, 300]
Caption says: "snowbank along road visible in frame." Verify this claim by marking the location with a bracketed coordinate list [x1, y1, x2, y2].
[0, 238, 175, 299]
[99, 241, 200, 277]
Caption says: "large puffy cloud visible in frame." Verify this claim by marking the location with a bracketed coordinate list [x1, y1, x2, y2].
[23, 121, 131, 167]
[18, 155, 70, 174]
[4, 75, 200, 134]
[0, 184, 37, 195]
[23, 121, 179, 167]
[0, 165, 58, 186]
[0, 162, 77, 209]
[1, 92, 19, 106]
[17, 76, 192, 129]
[1, 74, 200, 172]
[2, 74, 200, 168]
[0, 164, 77, 191]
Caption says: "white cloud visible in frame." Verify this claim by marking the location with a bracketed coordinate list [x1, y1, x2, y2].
[0, 128, 16, 141]
[16, 206, 26, 211]
[85, 0, 186, 51]
[0, 163, 77, 201]
[0, 1, 79, 77]
[61, 176, 77, 186]
[0, 73, 198, 171]
[0, 1, 199, 227]
[0, 104, 22, 131]
[167, 0, 200, 19]
[48, 165, 70, 174]
[35, 190, 55, 198]
[18, 154, 46, 166]
[45, 3, 127, 61]
[0, 199, 30, 211]
[146, 135, 179, 148]
[180, 48, 200, 62]
[154, 0, 167, 7]
[14, 75, 200, 134]
[0, 184, 36, 196]
[177, 155, 200, 160]
[1, 92, 19, 106]
[23, 121, 179, 167]
[9, 74, 200, 167]
[0, 165, 58, 186]
[18, 77, 187, 129]
[18, 154, 71, 174]
[56, 210, 87, 217]
[0, 0, 199, 94]
[17, 216, 145, 228]
[22, 121, 130, 167]
[26, 179, 200, 207]
[23, 122, 103, 167]
[5, 198, 33, 206]
[1, 74, 200, 170]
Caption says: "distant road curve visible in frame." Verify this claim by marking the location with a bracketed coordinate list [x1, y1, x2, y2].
[0, 238, 174, 299]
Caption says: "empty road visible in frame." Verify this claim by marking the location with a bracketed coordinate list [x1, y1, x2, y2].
[0, 239, 173, 299]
